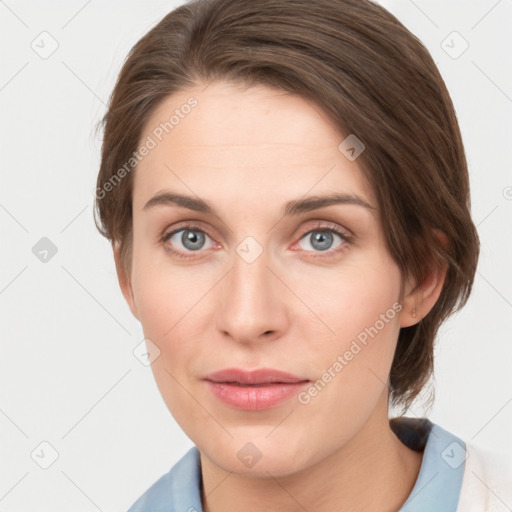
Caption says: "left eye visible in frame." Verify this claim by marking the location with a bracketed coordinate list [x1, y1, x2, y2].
[297, 229, 345, 252]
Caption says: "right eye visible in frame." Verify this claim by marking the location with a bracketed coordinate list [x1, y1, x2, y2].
[162, 225, 216, 259]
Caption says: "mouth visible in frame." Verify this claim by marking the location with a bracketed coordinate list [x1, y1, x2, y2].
[203, 368, 310, 410]
[203, 367, 309, 385]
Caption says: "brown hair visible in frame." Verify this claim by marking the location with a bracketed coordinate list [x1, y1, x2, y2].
[94, 0, 479, 412]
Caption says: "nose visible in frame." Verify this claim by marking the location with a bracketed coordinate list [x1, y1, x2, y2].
[215, 244, 289, 345]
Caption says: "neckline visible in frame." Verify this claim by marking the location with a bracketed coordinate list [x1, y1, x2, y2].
[145, 417, 466, 512]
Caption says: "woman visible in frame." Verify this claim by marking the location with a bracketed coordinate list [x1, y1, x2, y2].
[94, 0, 511, 510]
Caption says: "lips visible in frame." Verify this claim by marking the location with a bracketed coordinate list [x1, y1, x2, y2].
[203, 368, 310, 410]
[203, 367, 309, 385]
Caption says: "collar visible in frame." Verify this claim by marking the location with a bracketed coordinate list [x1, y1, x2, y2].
[393, 417, 466, 511]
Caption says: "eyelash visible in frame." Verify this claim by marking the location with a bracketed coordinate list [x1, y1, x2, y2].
[160, 221, 354, 261]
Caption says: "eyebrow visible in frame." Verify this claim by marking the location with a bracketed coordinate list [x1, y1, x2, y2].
[143, 191, 376, 216]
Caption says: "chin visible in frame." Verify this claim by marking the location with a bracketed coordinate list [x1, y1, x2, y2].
[198, 432, 316, 478]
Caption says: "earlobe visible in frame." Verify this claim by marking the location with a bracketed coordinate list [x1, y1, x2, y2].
[399, 231, 449, 328]
[113, 243, 140, 321]
[399, 273, 420, 328]
[399, 261, 447, 328]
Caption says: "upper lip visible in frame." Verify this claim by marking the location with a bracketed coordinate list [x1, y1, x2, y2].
[203, 368, 309, 385]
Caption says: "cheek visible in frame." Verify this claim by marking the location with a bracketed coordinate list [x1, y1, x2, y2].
[296, 258, 403, 403]
[130, 248, 209, 381]
[132, 270, 201, 370]
[297, 256, 402, 344]
[131, 262, 206, 428]
[130, 243, 202, 335]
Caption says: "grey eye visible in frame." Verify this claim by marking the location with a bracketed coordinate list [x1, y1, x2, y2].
[169, 229, 211, 252]
[298, 230, 343, 252]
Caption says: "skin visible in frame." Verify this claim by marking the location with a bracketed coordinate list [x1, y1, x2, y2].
[114, 80, 446, 512]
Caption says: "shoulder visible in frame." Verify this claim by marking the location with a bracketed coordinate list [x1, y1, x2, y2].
[126, 469, 175, 512]
[126, 446, 202, 512]
[392, 417, 511, 512]
[456, 441, 512, 512]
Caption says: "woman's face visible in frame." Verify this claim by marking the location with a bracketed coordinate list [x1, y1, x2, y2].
[120, 80, 412, 476]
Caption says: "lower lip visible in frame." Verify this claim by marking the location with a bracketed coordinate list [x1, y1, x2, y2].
[205, 380, 309, 410]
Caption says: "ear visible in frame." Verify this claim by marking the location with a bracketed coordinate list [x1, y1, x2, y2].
[399, 230, 448, 328]
[113, 242, 140, 321]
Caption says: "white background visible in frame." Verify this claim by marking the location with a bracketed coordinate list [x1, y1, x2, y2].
[1, 1, 511, 510]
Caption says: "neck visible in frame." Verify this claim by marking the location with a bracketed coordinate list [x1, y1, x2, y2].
[200, 402, 424, 512]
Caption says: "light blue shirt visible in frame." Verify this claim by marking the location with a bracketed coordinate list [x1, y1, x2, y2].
[126, 417, 466, 512]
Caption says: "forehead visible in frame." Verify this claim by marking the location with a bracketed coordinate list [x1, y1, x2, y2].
[133, 80, 375, 211]
[144, 80, 339, 144]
